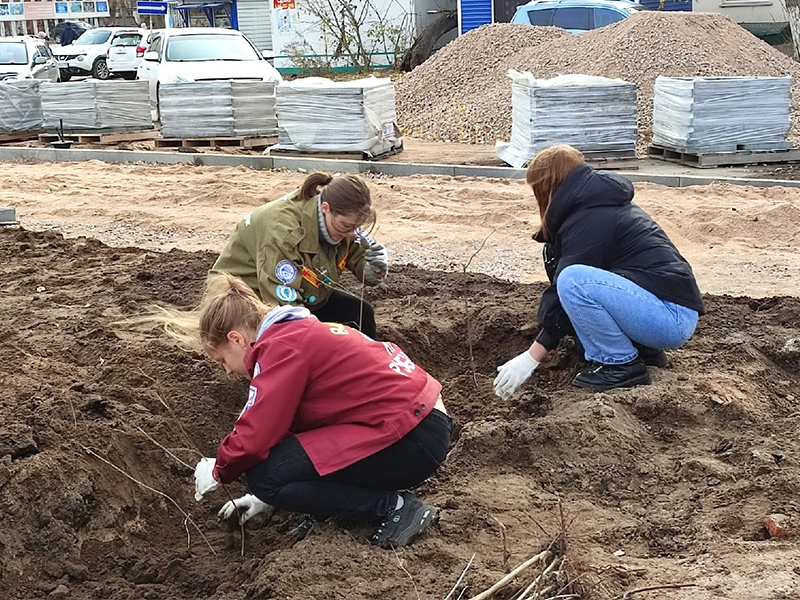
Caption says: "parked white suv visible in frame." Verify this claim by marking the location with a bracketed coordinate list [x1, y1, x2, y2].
[0, 36, 59, 83]
[106, 30, 146, 80]
[136, 28, 282, 118]
[54, 27, 140, 81]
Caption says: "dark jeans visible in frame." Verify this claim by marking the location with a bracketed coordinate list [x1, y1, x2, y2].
[311, 289, 377, 339]
[246, 409, 452, 521]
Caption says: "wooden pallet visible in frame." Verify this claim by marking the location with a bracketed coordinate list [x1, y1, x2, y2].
[648, 144, 800, 168]
[582, 149, 637, 160]
[584, 156, 640, 171]
[267, 143, 404, 161]
[155, 135, 278, 149]
[0, 130, 43, 143]
[39, 129, 158, 144]
[519, 149, 639, 170]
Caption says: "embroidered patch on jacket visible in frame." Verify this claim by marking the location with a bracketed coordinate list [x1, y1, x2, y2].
[245, 385, 257, 410]
[337, 253, 349, 271]
[239, 385, 257, 418]
[275, 260, 298, 283]
[275, 285, 298, 302]
[302, 266, 321, 288]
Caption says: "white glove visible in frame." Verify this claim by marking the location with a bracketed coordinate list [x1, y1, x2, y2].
[364, 243, 389, 280]
[194, 457, 220, 501]
[493, 351, 540, 400]
[218, 494, 273, 525]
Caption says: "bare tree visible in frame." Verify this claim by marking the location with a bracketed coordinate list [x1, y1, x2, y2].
[287, 0, 414, 72]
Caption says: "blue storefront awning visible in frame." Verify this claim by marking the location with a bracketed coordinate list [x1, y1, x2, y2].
[172, 0, 235, 28]
[174, 1, 230, 9]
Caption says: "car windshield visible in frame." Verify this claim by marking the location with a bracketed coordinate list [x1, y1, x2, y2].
[74, 30, 113, 45]
[165, 34, 259, 62]
[112, 33, 142, 47]
[0, 42, 28, 65]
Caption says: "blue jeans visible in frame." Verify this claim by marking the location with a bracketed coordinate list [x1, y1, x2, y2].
[557, 265, 699, 364]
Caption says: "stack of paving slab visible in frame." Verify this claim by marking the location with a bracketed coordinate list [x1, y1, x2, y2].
[40, 80, 152, 131]
[496, 71, 637, 168]
[0, 80, 43, 133]
[652, 76, 792, 153]
[159, 81, 278, 139]
[270, 76, 401, 156]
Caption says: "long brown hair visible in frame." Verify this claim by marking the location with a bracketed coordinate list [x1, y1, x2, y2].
[133, 273, 272, 353]
[296, 172, 376, 229]
[527, 145, 585, 240]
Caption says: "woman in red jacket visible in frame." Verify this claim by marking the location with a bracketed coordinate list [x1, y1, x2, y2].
[168, 273, 450, 548]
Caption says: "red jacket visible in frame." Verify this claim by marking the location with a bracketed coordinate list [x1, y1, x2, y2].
[213, 317, 443, 483]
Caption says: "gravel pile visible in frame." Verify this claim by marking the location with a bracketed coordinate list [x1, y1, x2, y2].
[396, 13, 800, 148]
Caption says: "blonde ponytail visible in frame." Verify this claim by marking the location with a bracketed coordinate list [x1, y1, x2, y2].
[128, 273, 272, 353]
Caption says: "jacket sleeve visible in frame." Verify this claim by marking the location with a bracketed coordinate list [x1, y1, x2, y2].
[213, 340, 309, 484]
[344, 236, 370, 282]
[554, 213, 614, 277]
[535, 214, 613, 350]
[535, 285, 574, 350]
[254, 228, 306, 307]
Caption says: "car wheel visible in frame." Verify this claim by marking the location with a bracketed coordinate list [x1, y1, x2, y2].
[121, 72, 136, 80]
[92, 58, 110, 80]
[60, 72, 71, 82]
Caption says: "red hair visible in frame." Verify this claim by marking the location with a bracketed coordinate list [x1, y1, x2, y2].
[526, 145, 585, 239]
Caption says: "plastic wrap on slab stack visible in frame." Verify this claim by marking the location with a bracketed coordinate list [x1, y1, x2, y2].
[0, 80, 43, 133]
[652, 76, 792, 153]
[41, 80, 152, 131]
[159, 81, 278, 139]
[496, 71, 637, 168]
[270, 77, 401, 156]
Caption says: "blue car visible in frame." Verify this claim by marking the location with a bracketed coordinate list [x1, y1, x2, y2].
[511, 0, 646, 33]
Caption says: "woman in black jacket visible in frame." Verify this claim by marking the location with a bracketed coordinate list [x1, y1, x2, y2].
[494, 144, 705, 395]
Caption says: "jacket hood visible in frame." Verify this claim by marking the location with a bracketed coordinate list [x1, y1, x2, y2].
[543, 163, 634, 238]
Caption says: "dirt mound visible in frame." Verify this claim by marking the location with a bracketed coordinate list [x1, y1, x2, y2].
[396, 13, 800, 147]
[396, 23, 567, 144]
[2, 226, 800, 599]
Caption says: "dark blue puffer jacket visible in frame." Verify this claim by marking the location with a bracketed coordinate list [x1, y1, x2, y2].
[534, 163, 705, 350]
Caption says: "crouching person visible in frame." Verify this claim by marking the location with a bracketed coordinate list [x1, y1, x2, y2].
[166, 273, 450, 548]
[494, 144, 705, 396]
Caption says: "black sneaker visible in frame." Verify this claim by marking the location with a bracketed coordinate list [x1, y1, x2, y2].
[370, 492, 437, 548]
[289, 515, 318, 542]
[634, 343, 668, 368]
[572, 358, 651, 391]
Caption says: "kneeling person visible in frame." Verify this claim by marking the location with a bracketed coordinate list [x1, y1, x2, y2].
[171, 273, 450, 547]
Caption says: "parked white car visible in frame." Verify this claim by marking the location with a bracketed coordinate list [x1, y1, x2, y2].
[136, 28, 282, 119]
[0, 36, 59, 83]
[54, 27, 140, 81]
[106, 30, 145, 80]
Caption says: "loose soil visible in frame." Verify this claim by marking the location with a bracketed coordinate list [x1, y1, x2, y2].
[1, 160, 800, 600]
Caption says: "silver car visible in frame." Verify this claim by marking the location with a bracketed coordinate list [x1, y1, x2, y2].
[0, 36, 60, 83]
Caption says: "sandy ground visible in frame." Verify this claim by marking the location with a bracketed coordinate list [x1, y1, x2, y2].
[1, 151, 800, 600]
[2, 156, 799, 297]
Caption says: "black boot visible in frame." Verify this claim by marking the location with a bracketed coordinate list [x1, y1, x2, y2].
[633, 342, 668, 367]
[572, 358, 651, 391]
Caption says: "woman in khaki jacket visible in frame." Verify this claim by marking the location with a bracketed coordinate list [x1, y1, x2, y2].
[211, 172, 387, 339]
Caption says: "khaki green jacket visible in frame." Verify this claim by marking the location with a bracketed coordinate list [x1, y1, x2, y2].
[211, 191, 368, 309]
